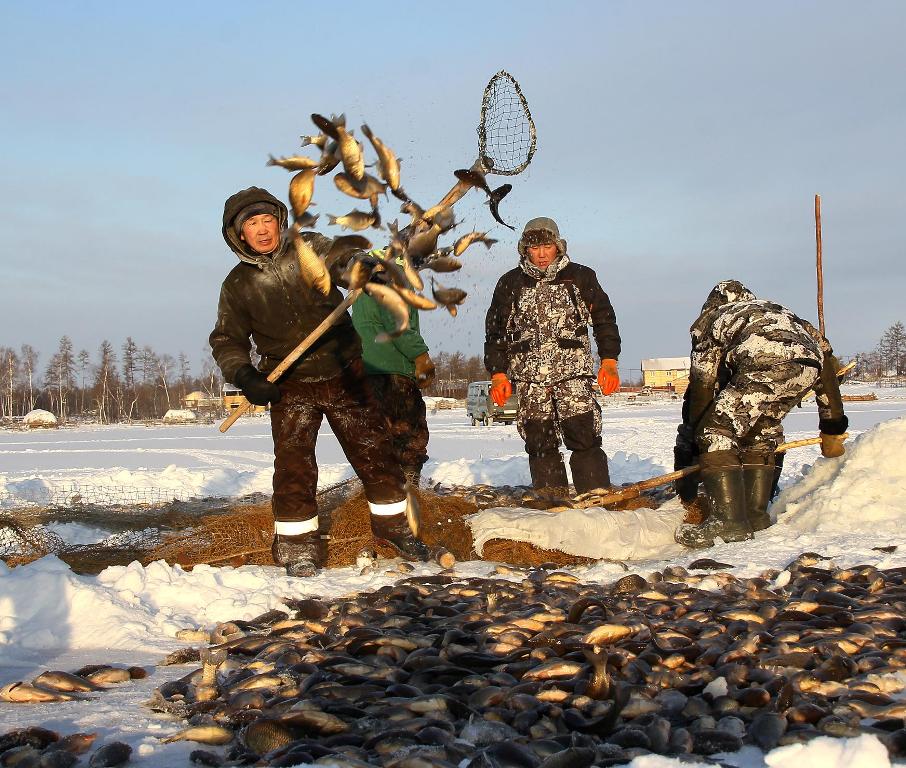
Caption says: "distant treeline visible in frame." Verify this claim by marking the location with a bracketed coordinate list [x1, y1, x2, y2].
[851, 322, 906, 380]
[0, 337, 495, 422]
[0, 336, 221, 422]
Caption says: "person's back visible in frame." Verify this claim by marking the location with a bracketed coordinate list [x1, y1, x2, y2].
[351, 264, 435, 486]
[675, 279, 848, 549]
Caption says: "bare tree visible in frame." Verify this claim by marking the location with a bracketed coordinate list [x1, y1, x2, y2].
[0, 347, 18, 418]
[177, 351, 192, 401]
[879, 321, 906, 377]
[20, 344, 38, 413]
[77, 349, 91, 415]
[158, 353, 174, 410]
[200, 343, 223, 401]
[44, 336, 76, 421]
[121, 337, 139, 420]
[94, 340, 118, 424]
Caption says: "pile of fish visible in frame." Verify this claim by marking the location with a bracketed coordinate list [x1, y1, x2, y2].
[0, 728, 132, 767]
[143, 553, 906, 765]
[1, 664, 147, 704]
[268, 112, 509, 340]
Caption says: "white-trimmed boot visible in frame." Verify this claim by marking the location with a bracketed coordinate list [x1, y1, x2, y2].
[369, 493, 429, 562]
[271, 517, 322, 577]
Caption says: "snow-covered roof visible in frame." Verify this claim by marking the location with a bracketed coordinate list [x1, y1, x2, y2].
[641, 357, 690, 371]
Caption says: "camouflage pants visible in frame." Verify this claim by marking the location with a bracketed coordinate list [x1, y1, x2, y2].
[366, 374, 429, 473]
[516, 377, 610, 493]
[270, 358, 406, 525]
[697, 361, 820, 455]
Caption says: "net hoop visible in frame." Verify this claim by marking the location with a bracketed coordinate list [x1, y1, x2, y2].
[477, 70, 536, 176]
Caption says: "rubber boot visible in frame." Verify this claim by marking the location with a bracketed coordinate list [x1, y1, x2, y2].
[371, 512, 430, 561]
[569, 447, 611, 495]
[744, 464, 774, 532]
[675, 466, 752, 548]
[770, 452, 785, 500]
[271, 532, 322, 577]
[528, 452, 569, 491]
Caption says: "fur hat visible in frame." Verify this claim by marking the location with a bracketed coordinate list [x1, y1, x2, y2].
[233, 202, 280, 237]
[517, 216, 567, 257]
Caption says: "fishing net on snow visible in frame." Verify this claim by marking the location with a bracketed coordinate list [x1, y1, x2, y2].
[1, 478, 668, 573]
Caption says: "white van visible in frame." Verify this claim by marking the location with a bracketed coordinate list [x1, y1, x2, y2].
[466, 380, 518, 426]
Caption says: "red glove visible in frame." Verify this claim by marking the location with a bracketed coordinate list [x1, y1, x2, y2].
[490, 373, 512, 407]
[598, 358, 620, 396]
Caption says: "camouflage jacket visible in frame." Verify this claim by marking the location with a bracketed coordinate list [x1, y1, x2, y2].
[484, 253, 620, 384]
[209, 187, 360, 384]
[685, 298, 846, 431]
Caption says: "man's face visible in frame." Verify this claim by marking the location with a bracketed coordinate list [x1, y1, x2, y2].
[526, 242, 558, 270]
[240, 214, 280, 254]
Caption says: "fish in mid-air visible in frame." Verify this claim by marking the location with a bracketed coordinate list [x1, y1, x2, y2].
[361, 124, 401, 192]
[327, 208, 381, 232]
[266, 154, 322, 171]
[312, 113, 365, 181]
[430, 278, 468, 316]
[453, 230, 497, 257]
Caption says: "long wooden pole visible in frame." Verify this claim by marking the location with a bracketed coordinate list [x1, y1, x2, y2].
[815, 194, 825, 337]
[564, 434, 845, 510]
[219, 289, 363, 434]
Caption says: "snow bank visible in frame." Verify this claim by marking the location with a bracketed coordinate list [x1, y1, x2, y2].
[773, 416, 906, 535]
[764, 733, 891, 768]
[0, 554, 492, 660]
[162, 408, 196, 423]
[23, 409, 57, 428]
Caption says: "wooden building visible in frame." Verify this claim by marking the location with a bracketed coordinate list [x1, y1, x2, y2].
[641, 357, 691, 390]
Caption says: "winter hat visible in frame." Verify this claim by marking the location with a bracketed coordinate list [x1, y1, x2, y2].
[234, 202, 279, 236]
[518, 216, 567, 257]
[700, 279, 757, 315]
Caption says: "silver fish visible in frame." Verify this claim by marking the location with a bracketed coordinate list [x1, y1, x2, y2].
[266, 154, 322, 171]
[364, 282, 410, 341]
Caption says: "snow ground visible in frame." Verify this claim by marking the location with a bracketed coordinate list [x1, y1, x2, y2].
[1, 385, 906, 767]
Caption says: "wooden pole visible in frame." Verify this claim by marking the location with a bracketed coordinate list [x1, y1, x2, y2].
[565, 434, 846, 510]
[219, 289, 362, 434]
[815, 194, 825, 337]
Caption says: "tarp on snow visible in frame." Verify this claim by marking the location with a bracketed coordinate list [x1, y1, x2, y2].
[466, 499, 687, 561]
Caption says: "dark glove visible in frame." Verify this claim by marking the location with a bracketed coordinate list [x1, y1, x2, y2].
[414, 352, 435, 390]
[674, 425, 700, 503]
[234, 364, 282, 407]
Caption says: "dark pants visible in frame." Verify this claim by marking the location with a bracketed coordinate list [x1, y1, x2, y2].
[366, 374, 429, 472]
[270, 359, 406, 524]
[522, 410, 610, 493]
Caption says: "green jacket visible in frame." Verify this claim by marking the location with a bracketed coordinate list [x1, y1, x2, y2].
[352, 292, 428, 379]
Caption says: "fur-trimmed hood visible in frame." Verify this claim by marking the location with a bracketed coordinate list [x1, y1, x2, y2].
[221, 187, 289, 266]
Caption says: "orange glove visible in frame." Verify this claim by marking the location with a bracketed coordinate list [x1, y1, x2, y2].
[597, 358, 620, 395]
[490, 373, 512, 407]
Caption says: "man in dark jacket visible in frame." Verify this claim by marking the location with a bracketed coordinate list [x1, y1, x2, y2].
[210, 187, 429, 576]
[674, 280, 848, 548]
[352, 249, 435, 487]
[484, 217, 621, 497]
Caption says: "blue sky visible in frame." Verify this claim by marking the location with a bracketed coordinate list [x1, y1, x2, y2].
[2, 1, 904, 378]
